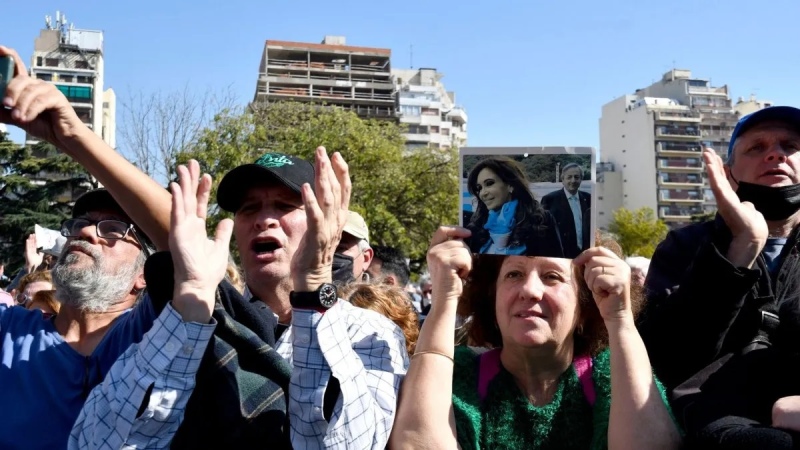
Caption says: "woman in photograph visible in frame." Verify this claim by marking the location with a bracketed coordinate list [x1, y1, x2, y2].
[466, 157, 564, 257]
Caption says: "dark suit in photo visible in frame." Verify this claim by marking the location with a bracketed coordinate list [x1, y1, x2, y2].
[541, 189, 591, 259]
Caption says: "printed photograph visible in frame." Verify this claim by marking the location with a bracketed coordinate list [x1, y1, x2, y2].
[460, 147, 596, 259]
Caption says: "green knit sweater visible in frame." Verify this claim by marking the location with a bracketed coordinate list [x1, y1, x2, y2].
[452, 346, 673, 450]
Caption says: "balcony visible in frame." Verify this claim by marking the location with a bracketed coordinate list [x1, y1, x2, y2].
[659, 206, 704, 221]
[656, 141, 702, 156]
[655, 126, 701, 141]
[446, 107, 468, 124]
[658, 157, 703, 172]
[658, 172, 703, 186]
[654, 110, 701, 123]
[659, 189, 704, 203]
[688, 85, 729, 96]
[405, 133, 432, 143]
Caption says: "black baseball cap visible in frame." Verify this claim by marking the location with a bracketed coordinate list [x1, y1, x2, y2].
[217, 152, 315, 213]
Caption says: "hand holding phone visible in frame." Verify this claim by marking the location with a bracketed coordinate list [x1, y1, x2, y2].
[0, 56, 13, 102]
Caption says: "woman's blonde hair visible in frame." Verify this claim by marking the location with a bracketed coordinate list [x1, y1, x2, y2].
[340, 282, 419, 355]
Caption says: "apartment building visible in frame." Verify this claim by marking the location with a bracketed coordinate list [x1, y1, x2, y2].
[598, 69, 769, 230]
[253, 36, 397, 120]
[392, 67, 468, 149]
[28, 12, 115, 148]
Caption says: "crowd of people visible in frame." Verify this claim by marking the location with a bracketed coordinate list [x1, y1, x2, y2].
[2, 41, 800, 450]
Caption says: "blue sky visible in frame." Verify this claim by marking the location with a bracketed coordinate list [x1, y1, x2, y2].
[4, 0, 800, 150]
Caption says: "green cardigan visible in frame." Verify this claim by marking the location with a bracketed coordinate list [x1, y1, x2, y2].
[452, 346, 673, 450]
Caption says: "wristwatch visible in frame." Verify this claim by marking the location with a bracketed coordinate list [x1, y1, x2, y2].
[290, 283, 338, 311]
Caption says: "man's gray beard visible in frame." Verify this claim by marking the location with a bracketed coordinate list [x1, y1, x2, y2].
[52, 240, 145, 313]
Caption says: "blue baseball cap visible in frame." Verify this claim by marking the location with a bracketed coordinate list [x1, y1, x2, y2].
[728, 106, 800, 159]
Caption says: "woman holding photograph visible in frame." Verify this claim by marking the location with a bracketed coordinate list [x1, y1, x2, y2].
[466, 157, 564, 257]
[389, 229, 682, 450]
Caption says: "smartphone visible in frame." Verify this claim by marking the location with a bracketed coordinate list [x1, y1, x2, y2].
[0, 56, 14, 100]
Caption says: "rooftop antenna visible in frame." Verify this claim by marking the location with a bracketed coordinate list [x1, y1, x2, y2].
[410, 44, 413, 69]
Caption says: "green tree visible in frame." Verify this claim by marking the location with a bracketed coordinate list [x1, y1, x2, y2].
[0, 133, 97, 273]
[177, 102, 459, 267]
[608, 207, 668, 258]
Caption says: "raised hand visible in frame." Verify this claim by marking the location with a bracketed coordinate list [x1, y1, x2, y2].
[290, 146, 351, 292]
[169, 160, 233, 323]
[24, 234, 43, 272]
[574, 247, 631, 323]
[705, 147, 768, 267]
[427, 227, 472, 304]
[0, 46, 86, 152]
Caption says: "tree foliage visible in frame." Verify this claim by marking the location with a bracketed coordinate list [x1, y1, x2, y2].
[177, 101, 459, 266]
[608, 207, 668, 258]
[0, 133, 97, 272]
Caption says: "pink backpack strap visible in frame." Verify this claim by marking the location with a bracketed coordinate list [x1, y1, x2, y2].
[478, 349, 595, 406]
[477, 348, 502, 401]
[572, 353, 596, 406]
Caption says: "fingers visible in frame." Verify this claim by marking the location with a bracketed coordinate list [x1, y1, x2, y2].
[573, 246, 619, 265]
[170, 181, 185, 226]
[430, 226, 472, 248]
[214, 218, 234, 248]
[331, 152, 351, 215]
[197, 174, 212, 219]
[0, 46, 28, 78]
[704, 148, 739, 209]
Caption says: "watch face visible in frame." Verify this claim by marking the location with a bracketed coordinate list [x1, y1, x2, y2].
[319, 284, 338, 308]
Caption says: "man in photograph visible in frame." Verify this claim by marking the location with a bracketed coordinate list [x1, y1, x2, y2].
[541, 162, 591, 258]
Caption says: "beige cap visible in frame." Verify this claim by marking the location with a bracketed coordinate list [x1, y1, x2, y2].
[343, 211, 369, 242]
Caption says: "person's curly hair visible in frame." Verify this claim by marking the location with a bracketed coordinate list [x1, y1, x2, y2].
[457, 233, 643, 356]
[340, 282, 419, 355]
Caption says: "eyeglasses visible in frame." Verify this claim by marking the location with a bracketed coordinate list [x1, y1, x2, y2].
[15, 293, 31, 305]
[60, 218, 151, 257]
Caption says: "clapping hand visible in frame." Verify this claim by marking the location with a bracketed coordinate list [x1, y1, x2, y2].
[290, 147, 351, 292]
[705, 147, 768, 268]
[169, 160, 233, 323]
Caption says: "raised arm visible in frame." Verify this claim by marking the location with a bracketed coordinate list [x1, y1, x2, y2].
[70, 162, 233, 449]
[0, 45, 172, 250]
[389, 226, 472, 450]
[576, 247, 681, 450]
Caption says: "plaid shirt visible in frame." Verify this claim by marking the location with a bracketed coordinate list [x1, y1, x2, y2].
[69, 303, 216, 450]
[276, 299, 409, 449]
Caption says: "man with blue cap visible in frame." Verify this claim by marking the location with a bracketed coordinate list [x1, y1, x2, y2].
[640, 106, 800, 434]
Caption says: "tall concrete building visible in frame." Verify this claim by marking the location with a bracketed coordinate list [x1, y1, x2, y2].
[253, 36, 397, 120]
[392, 68, 468, 149]
[735, 94, 774, 117]
[27, 12, 115, 149]
[598, 69, 769, 230]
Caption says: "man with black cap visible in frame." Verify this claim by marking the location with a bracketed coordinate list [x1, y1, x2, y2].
[0, 188, 162, 449]
[639, 106, 800, 435]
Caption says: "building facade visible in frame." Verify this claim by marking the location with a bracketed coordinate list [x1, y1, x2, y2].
[598, 69, 768, 230]
[253, 36, 397, 120]
[392, 68, 468, 149]
[28, 12, 115, 149]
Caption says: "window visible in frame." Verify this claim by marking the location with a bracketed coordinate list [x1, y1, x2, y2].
[37, 73, 52, 81]
[74, 60, 89, 69]
[400, 105, 421, 116]
[56, 85, 93, 102]
[45, 58, 59, 67]
[36, 57, 43, 66]
[421, 107, 438, 116]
